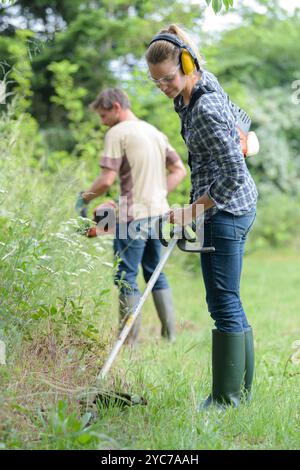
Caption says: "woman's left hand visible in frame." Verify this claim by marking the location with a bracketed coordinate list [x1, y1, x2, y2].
[167, 205, 194, 226]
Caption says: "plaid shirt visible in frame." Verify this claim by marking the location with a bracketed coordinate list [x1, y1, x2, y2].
[174, 69, 258, 220]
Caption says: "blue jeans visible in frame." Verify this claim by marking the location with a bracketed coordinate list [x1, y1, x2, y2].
[200, 209, 256, 332]
[113, 218, 169, 296]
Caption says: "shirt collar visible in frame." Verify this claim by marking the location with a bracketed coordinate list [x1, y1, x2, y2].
[174, 69, 212, 114]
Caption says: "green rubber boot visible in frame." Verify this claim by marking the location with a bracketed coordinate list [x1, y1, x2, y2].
[242, 326, 255, 401]
[119, 294, 141, 346]
[201, 329, 246, 409]
[152, 288, 176, 342]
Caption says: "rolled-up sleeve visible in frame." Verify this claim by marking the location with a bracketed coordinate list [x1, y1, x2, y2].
[166, 148, 180, 166]
[99, 129, 123, 172]
[100, 155, 122, 171]
[196, 99, 246, 209]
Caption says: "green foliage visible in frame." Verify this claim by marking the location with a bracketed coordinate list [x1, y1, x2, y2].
[0, 101, 114, 338]
[37, 400, 103, 449]
[206, 0, 234, 13]
[248, 87, 300, 196]
[15, 0, 83, 25]
[47, 59, 104, 167]
[1, 1, 300, 451]
[0, 207, 112, 337]
[1, 2, 300, 237]
[2, 183, 300, 451]
[205, 14, 300, 90]
[3, 29, 34, 115]
[30, 297, 97, 341]
[202, 11, 300, 200]
[86, 249, 300, 450]
[0, 101, 129, 452]
[2, 0, 203, 127]
[48, 61, 88, 123]
[248, 194, 300, 250]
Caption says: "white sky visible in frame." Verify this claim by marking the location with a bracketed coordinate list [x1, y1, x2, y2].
[201, 0, 300, 32]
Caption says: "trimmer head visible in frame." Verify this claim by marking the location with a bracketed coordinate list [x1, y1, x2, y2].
[93, 391, 147, 408]
[79, 391, 147, 427]
[80, 390, 147, 415]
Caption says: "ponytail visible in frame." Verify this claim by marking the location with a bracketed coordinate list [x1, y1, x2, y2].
[146, 24, 205, 69]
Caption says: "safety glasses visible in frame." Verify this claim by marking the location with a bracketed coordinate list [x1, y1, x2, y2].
[148, 64, 181, 85]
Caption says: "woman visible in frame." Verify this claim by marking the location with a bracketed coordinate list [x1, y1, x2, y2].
[146, 24, 258, 408]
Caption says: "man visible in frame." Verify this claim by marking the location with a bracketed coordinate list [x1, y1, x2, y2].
[76, 88, 186, 344]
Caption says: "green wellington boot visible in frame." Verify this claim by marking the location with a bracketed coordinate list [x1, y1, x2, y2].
[201, 329, 246, 409]
[242, 326, 255, 401]
[119, 294, 141, 345]
[152, 288, 176, 342]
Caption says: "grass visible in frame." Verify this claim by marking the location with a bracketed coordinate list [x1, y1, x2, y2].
[92, 248, 300, 450]
[1, 241, 299, 450]
[0, 109, 299, 450]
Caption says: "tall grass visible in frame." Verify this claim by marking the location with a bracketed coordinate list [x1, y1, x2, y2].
[0, 103, 118, 449]
[1, 104, 299, 450]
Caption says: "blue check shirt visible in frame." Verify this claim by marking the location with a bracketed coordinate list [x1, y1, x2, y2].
[174, 69, 258, 220]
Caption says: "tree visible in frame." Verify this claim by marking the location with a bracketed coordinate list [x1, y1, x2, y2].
[0, 0, 82, 35]
[1, 1, 203, 126]
[201, 6, 300, 197]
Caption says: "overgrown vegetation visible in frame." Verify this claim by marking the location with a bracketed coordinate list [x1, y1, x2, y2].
[0, 99, 120, 449]
[0, 0, 300, 450]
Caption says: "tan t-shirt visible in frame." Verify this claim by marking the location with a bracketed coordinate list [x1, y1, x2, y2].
[100, 119, 180, 222]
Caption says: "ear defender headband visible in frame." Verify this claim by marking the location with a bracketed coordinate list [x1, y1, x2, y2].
[148, 33, 200, 75]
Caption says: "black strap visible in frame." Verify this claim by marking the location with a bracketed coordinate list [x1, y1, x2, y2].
[182, 86, 208, 160]
[182, 86, 213, 204]
[188, 86, 207, 111]
[181, 87, 206, 141]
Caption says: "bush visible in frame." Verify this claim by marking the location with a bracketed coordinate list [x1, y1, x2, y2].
[0, 100, 116, 347]
[248, 193, 300, 250]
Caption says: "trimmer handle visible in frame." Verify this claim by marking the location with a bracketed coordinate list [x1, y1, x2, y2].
[157, 217, 215, 254]
[157, 216, 170, 247]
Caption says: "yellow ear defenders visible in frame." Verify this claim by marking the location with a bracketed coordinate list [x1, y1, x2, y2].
[148, 33, 200, 75]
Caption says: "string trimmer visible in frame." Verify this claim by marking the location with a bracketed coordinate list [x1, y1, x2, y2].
[83, 216, 215, 409]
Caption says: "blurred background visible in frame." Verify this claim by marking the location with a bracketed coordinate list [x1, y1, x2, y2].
[1, 0, 300, 249]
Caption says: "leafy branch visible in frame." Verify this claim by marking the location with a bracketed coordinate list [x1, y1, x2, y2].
[205, 0, 234, 14]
